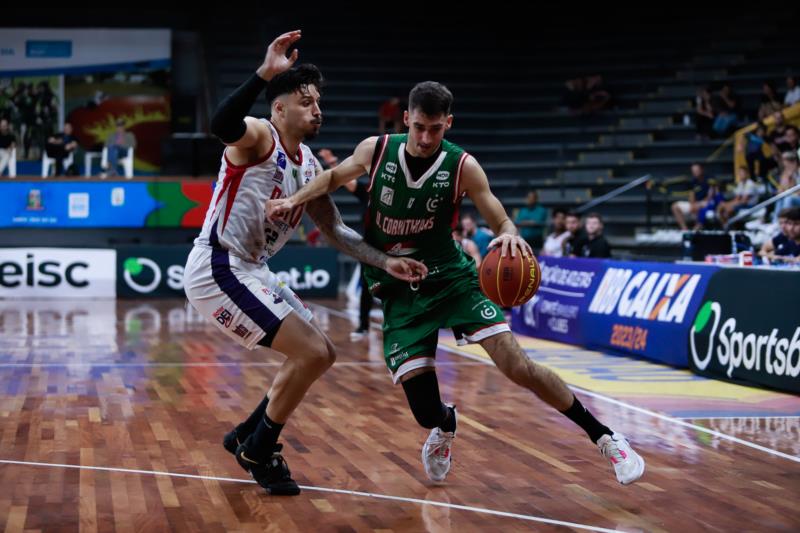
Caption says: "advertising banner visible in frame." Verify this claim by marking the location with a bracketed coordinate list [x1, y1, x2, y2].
[688, 268, 800, 394]
[0, 248, 116, 298]
[511, 257, 604, 344]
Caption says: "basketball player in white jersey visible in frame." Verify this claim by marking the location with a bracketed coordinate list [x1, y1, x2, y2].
[184, 30, 427, 496]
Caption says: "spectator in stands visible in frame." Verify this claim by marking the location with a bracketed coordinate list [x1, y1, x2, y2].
[773, 207, 800, 262]
[515, 190, 549, 253]
[773, 151, 800, 221]
[784, 76, 800, 107]
[717, 166, 759, 225]
[773, 125, 799, 155]
[378, 97, 404, 134]
[102, 119, 137, 177]
[460, 212, 494, 258]
[584, 74, 612, 113]
[712, 83, 740, 137]
[671, 162, 715, 230]
[573, 213, 612, 258]
[0, 119, 16, 176]
[694, 86, 715, 139]
[758, 81, 784, 120]
[45, 122, 78, 176]
[743, 122, 773, 181]
[452, 222, 482, 266]
[759, 209, 797, 261]
[563, 212, 586, 257]
[540, 208, 570, 257]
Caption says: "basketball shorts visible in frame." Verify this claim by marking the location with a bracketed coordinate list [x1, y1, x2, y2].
[184, 245, 313, 350]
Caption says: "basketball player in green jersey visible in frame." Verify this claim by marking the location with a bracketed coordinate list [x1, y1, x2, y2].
[268, 82, 645, 486]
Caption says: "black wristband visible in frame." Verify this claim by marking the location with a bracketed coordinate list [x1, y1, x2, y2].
[210, 73, 269, 144]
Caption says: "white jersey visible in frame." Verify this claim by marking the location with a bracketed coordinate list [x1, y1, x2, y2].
[195, 120, 319, 263]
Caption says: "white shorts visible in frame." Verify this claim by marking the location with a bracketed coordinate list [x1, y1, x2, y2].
[675, 201, 692, 216]
[184, 245, 313, 350]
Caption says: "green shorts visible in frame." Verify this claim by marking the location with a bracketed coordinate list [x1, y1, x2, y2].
[380, 275, 510, 383]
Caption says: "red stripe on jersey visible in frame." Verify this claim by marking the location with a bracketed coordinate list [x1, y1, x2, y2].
[453, 152, 469, 204]
[220, 169, 245, 234]
[367, 135, 390, 193]
[212, 144, 275, 220]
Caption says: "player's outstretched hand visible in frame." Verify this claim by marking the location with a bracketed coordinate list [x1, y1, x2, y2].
[385, 257, 428, 283]
[257, 30, 302, 81]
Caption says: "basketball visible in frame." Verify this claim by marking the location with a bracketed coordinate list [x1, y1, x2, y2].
[478, 247, 541, 307]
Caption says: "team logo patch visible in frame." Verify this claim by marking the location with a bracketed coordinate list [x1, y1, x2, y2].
[426, 197, 440, 213]
[213, 306, 233, 328]
[436, 171, 450, 181]
[380, 186, 395, 206]
[277, 152, 287, 169]
[386, 162, 397, 174]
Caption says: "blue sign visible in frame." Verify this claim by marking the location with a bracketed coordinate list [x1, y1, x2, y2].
[511, 257, 604, 345]
[0, 182, 158, 228]
[26, 40, 72, 58]
[583, 260, 718, 367]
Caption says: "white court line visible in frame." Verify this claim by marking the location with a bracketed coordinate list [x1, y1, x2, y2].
[0, 361, 484, 369]
[0, 458, 619, 533]
[434, 344, 800, 465]
[676, 415, 800, 420]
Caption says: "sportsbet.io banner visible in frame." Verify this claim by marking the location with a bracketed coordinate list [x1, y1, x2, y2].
[689, 269, 800, 394]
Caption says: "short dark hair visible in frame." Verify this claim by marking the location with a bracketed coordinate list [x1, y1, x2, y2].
[408, 81, 453, 116]
[565, 211, 581, 219]
[586, 212, 603, 222]
[265, 64, 324, 104]
[552, 207, 568, 217]
[781, 207, 800, 222]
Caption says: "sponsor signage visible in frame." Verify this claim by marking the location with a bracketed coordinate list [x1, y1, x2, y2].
[689, 269, 800, 394]
[511, 257, 604, 344]
[0, 248, 116, 298]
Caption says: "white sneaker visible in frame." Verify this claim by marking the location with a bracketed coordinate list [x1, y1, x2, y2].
[421, 407, 456, 482]
[597, 433, 645, 485]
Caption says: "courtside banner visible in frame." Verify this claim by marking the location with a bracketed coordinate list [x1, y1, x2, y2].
[584, 260, 718, 367]
[117, 245, 339, 299]
[0, 248, 116, 298]
[511, 257, 604, 344]
[688, 268, 800, 394]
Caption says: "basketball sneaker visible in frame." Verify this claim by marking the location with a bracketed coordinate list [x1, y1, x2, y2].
[421, 406, 456, 482]
[236, 439, 300, 496]
[597, 433, 645, 485]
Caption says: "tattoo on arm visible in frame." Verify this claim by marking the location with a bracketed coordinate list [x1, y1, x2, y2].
[305, 195, 387, 269]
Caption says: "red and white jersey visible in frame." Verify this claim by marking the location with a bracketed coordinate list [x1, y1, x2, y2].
[195, 120, 319, 263]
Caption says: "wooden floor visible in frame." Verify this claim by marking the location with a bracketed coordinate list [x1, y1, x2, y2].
[1, 298, 798, 532]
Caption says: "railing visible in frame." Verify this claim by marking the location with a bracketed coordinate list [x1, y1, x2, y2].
[726, 183, 800, 229]
[575, 174, 655, 228]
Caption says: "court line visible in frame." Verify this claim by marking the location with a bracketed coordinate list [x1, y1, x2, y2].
[676, 415, 800, 420]
[0, 361, 484, 369]
[435, 344, 800, 465]
[0, 458, 620, 533]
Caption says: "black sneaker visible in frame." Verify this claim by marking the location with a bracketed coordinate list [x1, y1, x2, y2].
[223, 426, 244, 455]
[235, 440, 301, 496]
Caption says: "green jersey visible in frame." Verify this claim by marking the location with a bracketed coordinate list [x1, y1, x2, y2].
[363, 134, 472, 294]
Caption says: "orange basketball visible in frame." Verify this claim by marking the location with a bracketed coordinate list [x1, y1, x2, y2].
[478, 247, 541, 307]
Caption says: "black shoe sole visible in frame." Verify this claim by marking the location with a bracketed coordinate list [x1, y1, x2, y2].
[223, 428, 240, 455]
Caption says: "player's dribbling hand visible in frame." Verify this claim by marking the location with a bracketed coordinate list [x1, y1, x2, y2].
[385, 258, 428, 283]
[257, 30, 302, 81]
[266, 198, 294, 221]
[489, 234, 532, 258]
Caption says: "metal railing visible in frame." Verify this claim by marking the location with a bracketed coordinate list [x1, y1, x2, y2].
[726, 183, 800, 229]
[575, 174, 655, 228]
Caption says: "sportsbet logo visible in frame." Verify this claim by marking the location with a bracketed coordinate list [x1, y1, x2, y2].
[690, 301, 800, 378]
[123, 257, 183, 294]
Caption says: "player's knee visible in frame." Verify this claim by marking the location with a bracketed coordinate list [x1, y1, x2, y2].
[304, 337, 336, 373]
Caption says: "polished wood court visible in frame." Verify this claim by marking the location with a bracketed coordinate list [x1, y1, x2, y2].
[1, 299, 798, 532]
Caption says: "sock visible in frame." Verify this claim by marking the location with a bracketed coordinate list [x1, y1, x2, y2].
[237, 394, 269, 438]
[560, 395, 612, 443]
[440, 405, 456, 433]
[248, 414, 284, 463]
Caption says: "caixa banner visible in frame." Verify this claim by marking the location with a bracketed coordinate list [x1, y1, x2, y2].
[118, 245, 339, 299]
[511, 257, 604, 344]
[689, 269, 800, 394]
[0, 248, 116, 298]
[583, 261, 718, 367]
